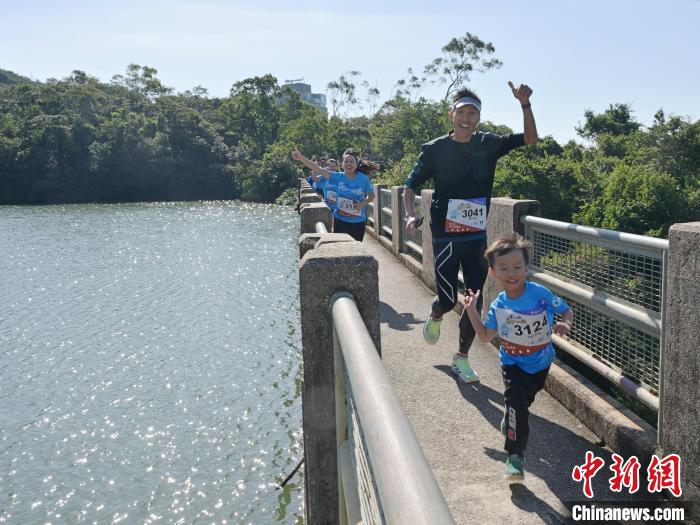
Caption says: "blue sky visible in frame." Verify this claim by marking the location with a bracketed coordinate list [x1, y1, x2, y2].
[2, 0, 699, 143]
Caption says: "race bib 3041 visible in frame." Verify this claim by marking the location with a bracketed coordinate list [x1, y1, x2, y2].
[445, 197, 487, 233]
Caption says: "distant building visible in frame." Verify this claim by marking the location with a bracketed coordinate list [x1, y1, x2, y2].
[285, 81, 327, 114]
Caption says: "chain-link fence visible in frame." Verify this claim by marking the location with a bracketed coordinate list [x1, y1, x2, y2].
[523, 216, 668, 401]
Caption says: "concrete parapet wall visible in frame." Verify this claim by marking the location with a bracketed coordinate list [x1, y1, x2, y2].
[298, 236, 380, 525]
[299, 193, 321, 207]
[300, 202, 332, 235]
[661, 222, 700, 520]
[545, 360, 657, 463]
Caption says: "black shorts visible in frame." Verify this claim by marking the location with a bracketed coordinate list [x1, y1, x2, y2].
[333, 219, 366, 242]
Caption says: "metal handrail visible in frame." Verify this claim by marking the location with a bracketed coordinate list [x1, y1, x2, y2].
[521, 215, 669, 257]
[331, 293, 455, 525]
[529, 271, 661, 337]
[521, 214, 667, 412]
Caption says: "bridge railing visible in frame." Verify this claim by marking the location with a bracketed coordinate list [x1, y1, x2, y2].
[301, 180, 700, 519]
[332, 292, 454, 525]
[378, 188, 393, 242]
[366, 187, 668, 418]
[521, 215, 667, 413]
[298, 207, 454, 524]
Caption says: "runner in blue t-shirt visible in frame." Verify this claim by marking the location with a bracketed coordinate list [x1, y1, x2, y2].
[323, 159, 339, 211]
[311, 156, 328, 197]
[292, 148, 377, 241]
[464, 233, 573, 480]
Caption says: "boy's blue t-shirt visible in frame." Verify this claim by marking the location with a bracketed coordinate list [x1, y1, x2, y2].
[328, 171, 373, 223]
[484, 281, 570, 373]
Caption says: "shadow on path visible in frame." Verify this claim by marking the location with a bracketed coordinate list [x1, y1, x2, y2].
[379, 300, 423, 331]
[434, 365, 659, 515]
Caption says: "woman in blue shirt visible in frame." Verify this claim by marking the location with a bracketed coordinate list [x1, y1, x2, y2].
[292, 148, 377, 241]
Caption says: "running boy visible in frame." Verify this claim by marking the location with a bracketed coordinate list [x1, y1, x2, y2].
[464, 233, 573, 479]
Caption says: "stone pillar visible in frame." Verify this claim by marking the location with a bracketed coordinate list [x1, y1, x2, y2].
[300, 202, 332, 235]
[420, 189, 436, 292]
[391, 186, 404, 257]
[299, 232, 354, 259]
[483, 198, 540, 312]
[299, 238, 380, 525]
[660, 222, 700, 521]
[299, 192, 321, 207]
[373, 184, 388, 238]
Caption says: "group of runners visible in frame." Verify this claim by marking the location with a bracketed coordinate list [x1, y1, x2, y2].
[292, 81, 574, 480]
[293, 149, 378, 242]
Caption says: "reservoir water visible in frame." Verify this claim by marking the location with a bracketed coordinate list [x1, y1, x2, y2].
[0, 201, 304, 524]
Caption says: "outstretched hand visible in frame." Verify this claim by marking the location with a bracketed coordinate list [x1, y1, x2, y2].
[464, 288, 481, 312]
[291, 148, 302, 161]
[508, 81, 533, 104]
[553, 321, 572, 337]
[405, 217, 417, 234]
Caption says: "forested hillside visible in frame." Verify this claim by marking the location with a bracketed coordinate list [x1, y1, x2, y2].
[1, 56, 696, 237]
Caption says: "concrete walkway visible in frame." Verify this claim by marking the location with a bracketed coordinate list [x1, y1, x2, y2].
[363, 236, 653, 524]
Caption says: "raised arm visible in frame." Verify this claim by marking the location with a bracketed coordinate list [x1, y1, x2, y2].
[291, 149, 331, 179]
[465, 289, 497, 343]
[508, 81, 538, 145]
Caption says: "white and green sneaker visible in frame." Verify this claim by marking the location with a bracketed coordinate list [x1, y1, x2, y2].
[422, 306, 441, 345]
[451, 354, 479, 383]
[504, 453, 525, 480]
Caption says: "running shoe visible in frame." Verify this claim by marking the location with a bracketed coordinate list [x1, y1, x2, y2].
[504, 453, 525, 480]
[451, 354, 479, 383]
[422, 306, 441, 345]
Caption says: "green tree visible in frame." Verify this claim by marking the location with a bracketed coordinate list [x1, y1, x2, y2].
[111, 64, 173, 99]
[326, 71, 360, 117]
[573, 164, 688, 237]
[576, 103, 641, 141]
[423, 33, 503, 99]
[218, 75, 281, 157]
[240, 141, 298, 202]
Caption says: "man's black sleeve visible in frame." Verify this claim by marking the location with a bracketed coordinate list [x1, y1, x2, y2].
[404, 144, 433, 190]
[496, 133, 526, 158]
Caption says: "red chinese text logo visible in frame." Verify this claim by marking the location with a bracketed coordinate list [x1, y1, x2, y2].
[573, 452, 682, 498]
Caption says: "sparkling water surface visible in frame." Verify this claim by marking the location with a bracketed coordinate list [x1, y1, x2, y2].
[0, 201, 304, 524]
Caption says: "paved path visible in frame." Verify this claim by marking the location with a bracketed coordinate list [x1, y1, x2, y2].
[363, 236, 652, 524]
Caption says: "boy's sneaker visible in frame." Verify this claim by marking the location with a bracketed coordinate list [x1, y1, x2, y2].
[422, 306, 441, 345]
[451, 354, 479, 383]
[504, 453, 525, 480]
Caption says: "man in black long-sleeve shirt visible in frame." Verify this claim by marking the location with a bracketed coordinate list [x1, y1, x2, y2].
[403, 82, 538, 383]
